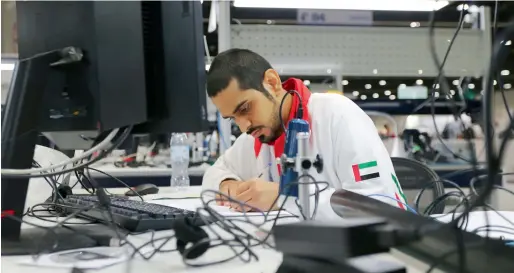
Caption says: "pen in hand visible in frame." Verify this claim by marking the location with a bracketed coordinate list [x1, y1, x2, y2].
[257, 163, 273, 179]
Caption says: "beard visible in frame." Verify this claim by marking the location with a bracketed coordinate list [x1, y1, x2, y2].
[247, 106, 283, 144]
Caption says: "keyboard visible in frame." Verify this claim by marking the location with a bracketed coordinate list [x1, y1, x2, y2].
[60, 195, 210, 232]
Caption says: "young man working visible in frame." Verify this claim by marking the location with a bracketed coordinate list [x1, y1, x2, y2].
[202, 49, 406, 220]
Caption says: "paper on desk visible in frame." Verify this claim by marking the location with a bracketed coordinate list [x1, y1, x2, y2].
[147, 198, 288, 217]
[17, 247, 130, 269]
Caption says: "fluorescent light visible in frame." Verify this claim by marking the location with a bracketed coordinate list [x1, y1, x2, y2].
[416, 79, 423, 85]
[389, 95, 396, 100]
[1, 63, 15, 71]
[494, 80, 497, 85]
[504, 83, 512, 90]
[303, 80, 311, 85]
[452, 79, 459, 85]
[418, 69, 423, 75]
[434, 91, 440, 97]
[365, 84, 372, 89]
[372, 93, 379, 98]
[379, 80, 386, 86]
[342, 80, 349, 85]
[352, 91, 360, 96]
[360, 95, 367, 100]
[501, 70, 510, 76]
[234, 0, 449, 11]
[410, 22, 420, 28]
[384, 90, 391, 96]
[372, 69, 378, 74]
[468, 83, 475, 89]
[506, 40, 512, 46]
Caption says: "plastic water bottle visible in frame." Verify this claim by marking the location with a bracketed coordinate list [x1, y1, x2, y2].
[170, 133, 190, 190]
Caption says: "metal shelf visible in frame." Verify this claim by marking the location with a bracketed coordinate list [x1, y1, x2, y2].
[231, 25, 488, 77]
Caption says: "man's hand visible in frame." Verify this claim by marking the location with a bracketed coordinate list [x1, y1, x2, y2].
[232, 178, 280, 212]
[217, 179, 239, 206]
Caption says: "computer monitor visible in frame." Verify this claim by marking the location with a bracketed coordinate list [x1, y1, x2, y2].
[1, 1, 207, 254]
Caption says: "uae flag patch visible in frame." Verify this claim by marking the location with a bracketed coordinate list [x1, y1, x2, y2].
[352, 160, 380, 182]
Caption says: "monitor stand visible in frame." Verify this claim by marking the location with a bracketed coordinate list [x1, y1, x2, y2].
[1, 47, 94, 256]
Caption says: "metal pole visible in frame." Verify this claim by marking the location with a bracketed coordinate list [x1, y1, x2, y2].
[218, 0, 232, 154]
[296, 132, 311, 220]
[479, 5, 497, 207]
[336, 74, 343, 93]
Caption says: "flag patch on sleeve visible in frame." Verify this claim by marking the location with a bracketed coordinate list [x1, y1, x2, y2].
[352, 160, 380, 182]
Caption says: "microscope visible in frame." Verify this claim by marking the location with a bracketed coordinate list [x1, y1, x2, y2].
[278, 91, 323, 220]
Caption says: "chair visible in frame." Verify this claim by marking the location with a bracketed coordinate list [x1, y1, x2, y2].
[391, 157, 445, 214]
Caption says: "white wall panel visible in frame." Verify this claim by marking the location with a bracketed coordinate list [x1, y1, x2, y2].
[231, 25, 487, 77]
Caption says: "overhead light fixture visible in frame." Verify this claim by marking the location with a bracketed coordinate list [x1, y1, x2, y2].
[373, 69, 378, 74]
[450, 90, 456, 95]
[434, 91, 440, 97]
[416, 79, 423, 85]
[501, 70, 510, 76]
[379, 80, 386, 86]
[506, 40, 512, 46]
[452, 79, 459, 86]
[468, 83, 475, 89]
[494, 80, 497, 85]
[342, 80, 349, 85]
[327, 69, 332, 74]
[1, 63, 15, 71]
[418, 69, 423, 75]
[303, 80, 311, 86]
[352, 91, 360, 96]
[360, 95, 367, 100]
[410, 22, 420, 28]
[389, 95, 396, 100]
[372, 93, 379, 98]
[365, 84, 372, 89]
[233, 0, 449, 11]
[399, 84, 406, 89]
[384, 90, 391, 96]
[504, 83, 512, 90]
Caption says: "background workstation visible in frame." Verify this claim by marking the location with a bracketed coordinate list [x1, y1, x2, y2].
[2, 0, 514, 272]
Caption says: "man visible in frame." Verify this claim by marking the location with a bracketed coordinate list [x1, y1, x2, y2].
[202, 49, 406, 220]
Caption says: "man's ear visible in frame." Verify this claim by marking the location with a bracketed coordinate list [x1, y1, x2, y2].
[262, 69, 282, 96]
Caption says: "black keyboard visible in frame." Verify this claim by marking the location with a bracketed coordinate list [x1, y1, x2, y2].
[60, 195, 209, 232]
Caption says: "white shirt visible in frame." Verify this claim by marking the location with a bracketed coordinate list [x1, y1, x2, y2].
[202, 93, 406, 221]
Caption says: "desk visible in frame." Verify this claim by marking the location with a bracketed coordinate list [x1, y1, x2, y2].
[4, 187, 513, 273]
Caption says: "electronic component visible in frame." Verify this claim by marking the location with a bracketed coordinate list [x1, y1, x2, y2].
[60, 195, 211, 232]
[330, 189, 514, 273]
[273, 217, 407, 273]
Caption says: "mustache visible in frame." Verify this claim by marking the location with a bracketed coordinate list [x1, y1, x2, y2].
[247, 126, 265, 135]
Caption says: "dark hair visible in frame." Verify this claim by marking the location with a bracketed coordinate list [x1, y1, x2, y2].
[206, 48, 273, 97]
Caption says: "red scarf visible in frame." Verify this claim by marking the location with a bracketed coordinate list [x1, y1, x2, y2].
[253, 78, 312, 173]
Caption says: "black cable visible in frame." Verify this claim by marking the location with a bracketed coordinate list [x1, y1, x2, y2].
[428, 8, 480, 166]
[473, 17, 514, 224]
[176, 179, 327, 267]
[278, 89, 304, 132]
[84, 166, 144, 201]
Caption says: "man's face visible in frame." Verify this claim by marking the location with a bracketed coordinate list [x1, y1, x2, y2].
[211, 79, 283, 143]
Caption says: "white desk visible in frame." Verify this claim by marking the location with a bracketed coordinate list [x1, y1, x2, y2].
[3, 187, 514, 273]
